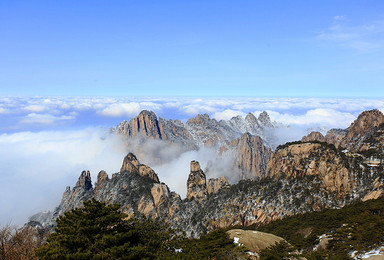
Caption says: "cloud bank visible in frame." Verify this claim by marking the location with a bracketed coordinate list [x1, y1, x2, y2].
[1, 96, 383, 133]
[1, 96, 384, 226]
[0, 128, 128, 226]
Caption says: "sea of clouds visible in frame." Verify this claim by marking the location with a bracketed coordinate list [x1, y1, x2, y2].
[1, 96, 384, 226]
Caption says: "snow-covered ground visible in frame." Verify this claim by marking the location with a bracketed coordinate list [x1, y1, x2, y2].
[352, 246, 384, 259]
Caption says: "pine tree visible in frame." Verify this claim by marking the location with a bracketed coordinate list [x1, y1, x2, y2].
[35, 199, 179, 259]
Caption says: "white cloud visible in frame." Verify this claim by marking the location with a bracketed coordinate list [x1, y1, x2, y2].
[20, 113, 74, 125]
[212, 109, 246, 121]
[73, 102, 94, 111]
[24, 105, 46, 112]
[0, 129, 128, 226]
[267, 108, 356, 129]
[139, 101, 162, 110]
[182, 104, 217, 115]
[152, 147, 233, 198]
[2, 95, 384, 227]
[98, 103, 141, 117]
[60, 103, 71, 109]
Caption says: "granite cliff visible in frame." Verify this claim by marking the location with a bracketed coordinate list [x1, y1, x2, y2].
[27, 109, 384, 238]
[115, 110, 275, 181]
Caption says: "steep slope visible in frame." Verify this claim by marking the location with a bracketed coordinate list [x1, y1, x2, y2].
[341, 109, 384, 151]
[115, 110, 275, 181]
[323, 109, 384, 152]
[27, 109, 384, 239]
[220, 133, 272, 180]
[256, 196, 384, 258]
[115, 110, 197, 150]
[267, 142, 352, 197]
[28, 142, 384, 238]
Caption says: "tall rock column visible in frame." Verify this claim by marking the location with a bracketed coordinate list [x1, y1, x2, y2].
[186, 161, 208, 201]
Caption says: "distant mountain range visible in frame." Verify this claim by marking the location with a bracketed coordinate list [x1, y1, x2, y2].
[28, 109, 384, 252]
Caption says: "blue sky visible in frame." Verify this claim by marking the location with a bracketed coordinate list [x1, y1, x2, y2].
[1, 1, 384, 97]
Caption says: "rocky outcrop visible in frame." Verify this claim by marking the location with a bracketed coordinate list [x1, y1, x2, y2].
[258, 111, 274, 128]
[302, 131, 326, 143]
[115, 110, 279, 183]
[323, 110, 384, 152]
[357, 124, 384, 158]
[230, 133, 271, 179]
[185, 114, 228, 147]
[27, 109, 384, 238]
[120, 153, 160, 183]
[57, 170, 94, 216]
[207, 176, 230, 194]
[77, 170, 92, 190]
[116, 111, 196, 150]
[96, 170, 108, 187]
[29, 145, 384, 238]
[116, 110, 162, 139]
[267, 142, 352, 196]
[186, 161, 208, 201]
[341, 109, 384, 151]
[324, 129, 347, 148]
[151, 183, 170, 207]
[117, 109, 277, 153]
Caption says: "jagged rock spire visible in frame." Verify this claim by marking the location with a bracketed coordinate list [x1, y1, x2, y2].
[120, 153, 160, 183]
[76, 170, 92, 190]
[186, 161, 207, 201]
[95, 170, 109, 190]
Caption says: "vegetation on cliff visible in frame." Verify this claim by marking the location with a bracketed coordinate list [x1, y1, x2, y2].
[35, 199, 247, 259]
[254, 196, 384, 258]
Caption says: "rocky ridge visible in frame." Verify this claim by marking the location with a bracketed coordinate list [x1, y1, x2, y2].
[267, 142, 352, 196]
[27, 109, 384, 238]
[29, 144, 384, 237]
[115, 110, 276, 181]
[115, 110, 277, 149]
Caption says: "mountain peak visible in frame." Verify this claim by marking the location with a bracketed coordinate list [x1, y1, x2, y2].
[258, 111, 273, 127]
[76, 170, 92, 190]
[138, 110, 157, 119]
[341, 109, 384, 150]
[348, 109, 384, 132]
[245, 112, 257, 122]
[120, 153, 159, 183]
[186, 114, 212, 125]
